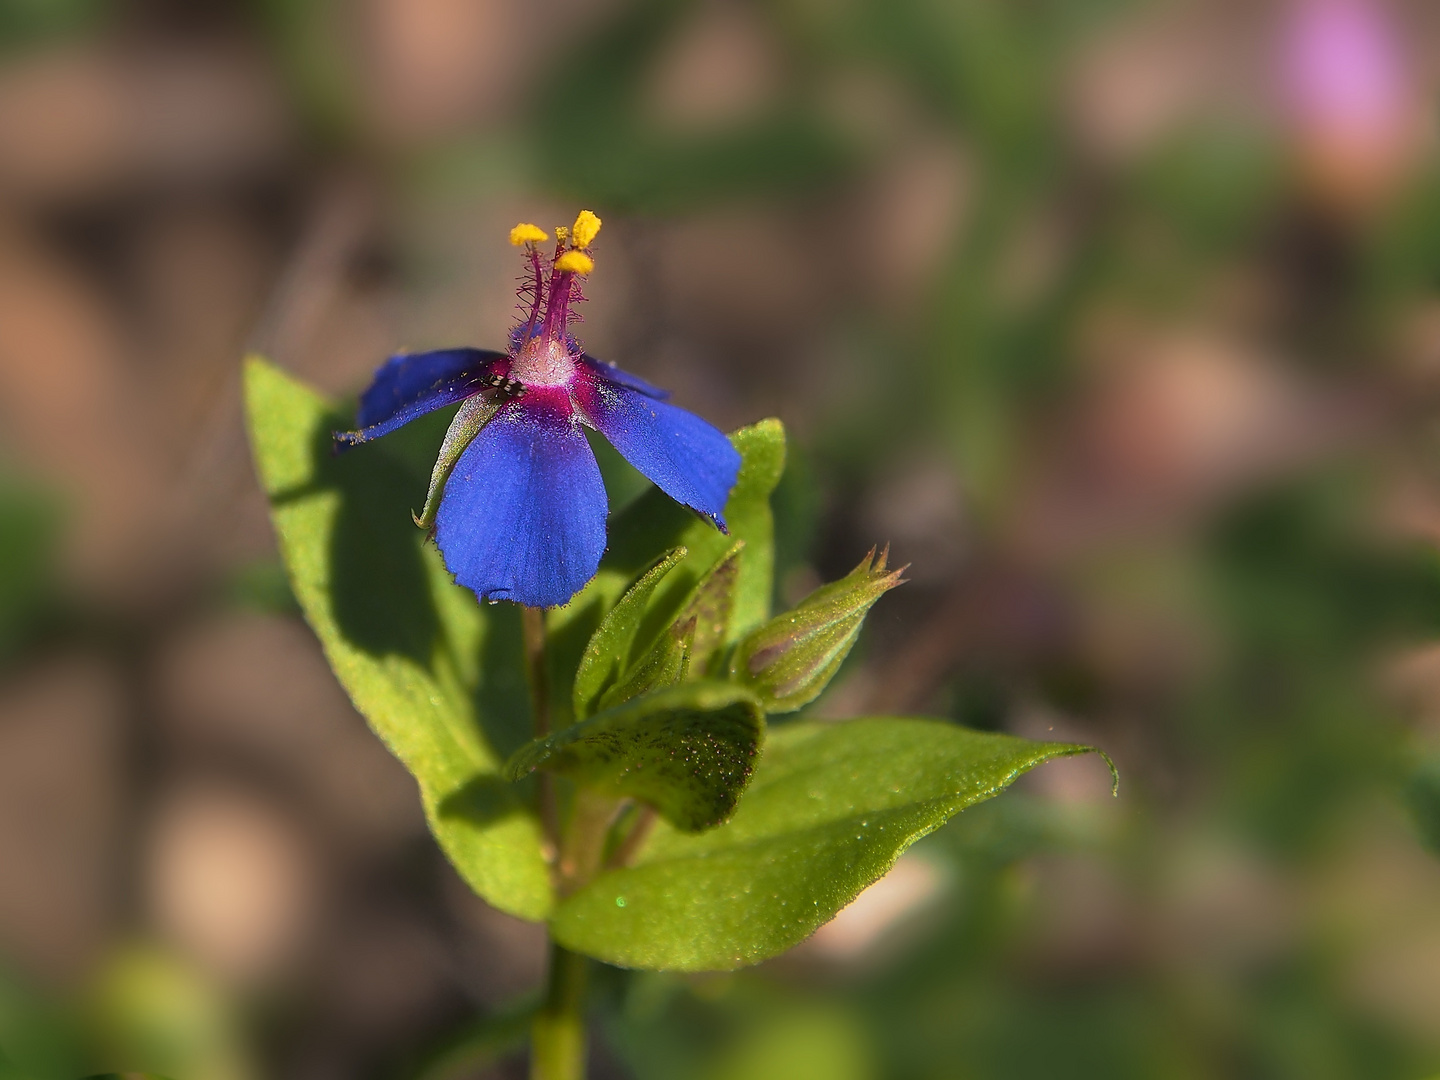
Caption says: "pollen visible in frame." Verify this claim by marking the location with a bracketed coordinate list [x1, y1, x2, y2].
[571, 210, 602, 249]
[555, 250, 595, 275]
[509, 223, 549, 247]
[555, 225, 570, 243]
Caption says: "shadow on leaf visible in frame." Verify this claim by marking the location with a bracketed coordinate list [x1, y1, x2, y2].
[272, 410, 443, 664]
[437, 772, 531, 831]
[476, 600, 534, 762]
[269, 400, 535, 765]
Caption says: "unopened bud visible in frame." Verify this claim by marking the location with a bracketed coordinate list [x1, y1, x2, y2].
[730, 547, 905, 713]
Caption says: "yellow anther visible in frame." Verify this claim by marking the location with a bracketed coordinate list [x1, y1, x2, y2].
[555, 250, 595, 275]
[571, 209, 602, 249]
[509, 223, 549, 247]
[555, 225, 570, 242]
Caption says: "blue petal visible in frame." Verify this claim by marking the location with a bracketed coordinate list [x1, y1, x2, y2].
[581, 380, 740, 529]
[434, 401, 608, 608]
[337, 348, 506, 446]
[580, 354, 671, 400]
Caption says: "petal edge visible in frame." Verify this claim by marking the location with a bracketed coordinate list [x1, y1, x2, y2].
[337, 348, 507, 447]
[578, 377, 740, 529]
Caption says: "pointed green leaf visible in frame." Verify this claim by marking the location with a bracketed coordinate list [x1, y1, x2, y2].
[243, 357, 552, 920]
[415, 394, 501, 530]
[732, 547, 905, 713]
[572, 547, 687, 721]
[550, 718, 1115, 970]
[547, 419, 785, 728]
[595, 614, 695, 713]
[680, 539, 745, 676]
[586, 539, 746, 716]
[505, 682, 764, 833]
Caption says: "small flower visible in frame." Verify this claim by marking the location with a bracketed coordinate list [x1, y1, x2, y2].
[336, 210, 741, 608]
[1278, 0, 1417, 207]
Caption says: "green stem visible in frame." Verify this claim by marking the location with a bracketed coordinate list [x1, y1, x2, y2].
[519, 605, 551, 736]
[558, 788, 620, 894]
[520, 605, 559, 855]
[530, 943, 589, 1080]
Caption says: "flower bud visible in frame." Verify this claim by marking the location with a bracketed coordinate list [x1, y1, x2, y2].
[731, 547, 905, 713]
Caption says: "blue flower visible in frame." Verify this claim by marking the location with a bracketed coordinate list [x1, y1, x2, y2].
[335, 211, 741, 609]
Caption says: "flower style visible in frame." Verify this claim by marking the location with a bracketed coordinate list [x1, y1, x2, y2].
[336, 211, 741, 608]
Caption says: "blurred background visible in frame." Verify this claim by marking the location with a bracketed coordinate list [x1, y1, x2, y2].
[3, 0, 1440, 1076]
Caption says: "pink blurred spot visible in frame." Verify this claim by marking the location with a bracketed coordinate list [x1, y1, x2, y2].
[1281, 0, 1409, 140]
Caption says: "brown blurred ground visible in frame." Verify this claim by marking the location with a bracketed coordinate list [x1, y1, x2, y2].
[4, 1, 1440, 1078]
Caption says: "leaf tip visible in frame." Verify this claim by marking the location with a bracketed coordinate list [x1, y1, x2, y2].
[242, 351, 275, 377]
[730, 417, 787, 490]
[1098, 748, 1120, 796]
[502, 744, 543, 783]
[1062, 745, 1119, 796]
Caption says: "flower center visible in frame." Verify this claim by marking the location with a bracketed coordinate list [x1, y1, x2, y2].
[506, 212, 602, 386]
[510, 335, 577, 388]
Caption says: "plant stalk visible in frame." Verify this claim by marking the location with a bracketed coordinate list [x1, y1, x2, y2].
[558, 788, 621, 894]
[520, 605, 559, 854]
[519, 605, 551, 736]
[530, 943, 589, 1080]
[520, 606, 591, 1079]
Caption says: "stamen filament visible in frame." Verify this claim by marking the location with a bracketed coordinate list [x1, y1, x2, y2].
[519, 247, 546, 343]
[542, 258, 574, 342]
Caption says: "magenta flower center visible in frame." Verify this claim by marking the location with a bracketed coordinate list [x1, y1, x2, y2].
[504, 223, 597, 395]
[512, 334, 578, 388]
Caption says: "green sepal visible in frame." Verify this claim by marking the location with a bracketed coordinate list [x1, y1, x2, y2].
[505, 682, 765, 833]
[596, 613, 695, 713]
[546, 420, 785, 728]
[414, 394, 501, 530]
[242, 357, 552, 920]
[572, 547, 687, 722]
[589, 539, 746, 715]
[679, 539, 745, 676]
[551, 718, 1116, 970]
[731, 546, 905, 713]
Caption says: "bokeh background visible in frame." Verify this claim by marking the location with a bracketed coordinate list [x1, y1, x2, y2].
[4, 0, 1440, 1076]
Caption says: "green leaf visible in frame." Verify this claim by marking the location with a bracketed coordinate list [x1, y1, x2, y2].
[551, 718, 1114, 970]
[547, 419, 785, 728]
[732, 547, 906, 713]
[595, 613, 695, 714]
[572, 547, 687, 721]
[243, 357, 551, 920]
[587, 538, 747, 716]
[680, 539, 745, 676]
[89, 946, 242, 1080]
[505, 682, 765, 833]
